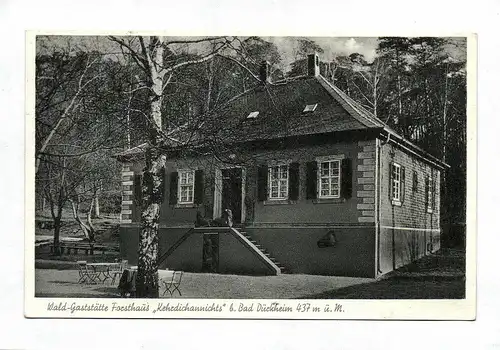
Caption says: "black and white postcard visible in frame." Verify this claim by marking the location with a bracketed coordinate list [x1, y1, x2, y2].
[25, 32, 476, 319]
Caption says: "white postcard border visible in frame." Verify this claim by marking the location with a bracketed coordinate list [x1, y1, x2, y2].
[24, 31, 477, 320]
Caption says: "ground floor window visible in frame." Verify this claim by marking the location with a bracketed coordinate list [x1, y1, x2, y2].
[427, 175, 434, 212]
[391, 163, 402, 202]
[318, 159, 341, 198]
[178, 169, 195, 204]
[268, 164, 288, 199]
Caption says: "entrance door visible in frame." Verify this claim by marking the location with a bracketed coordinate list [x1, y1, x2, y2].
[221, 168, 242, 224]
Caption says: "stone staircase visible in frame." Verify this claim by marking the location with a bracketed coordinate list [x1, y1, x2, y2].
[238, 229, 288, 274]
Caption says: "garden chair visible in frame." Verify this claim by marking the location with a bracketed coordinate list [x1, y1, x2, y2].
[109, 260, 128, 285]
[77, 260, 98, 284]
[161, 271, 184, 297]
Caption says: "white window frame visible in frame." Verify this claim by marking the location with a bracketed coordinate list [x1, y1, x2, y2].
[268, 163, 289, 200]
[316, 155, 343, 199]
[391, 163, 402, 202]
[427, 175, 433, 212]
[177, 169, 195, 204]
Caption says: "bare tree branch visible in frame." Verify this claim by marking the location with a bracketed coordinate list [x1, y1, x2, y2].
[163, 36, 227, 46]
[108, 36, 148, 72]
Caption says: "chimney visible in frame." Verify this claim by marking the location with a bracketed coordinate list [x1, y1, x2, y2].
[307, 53, 320, 77]
[259, 60, 271, 83]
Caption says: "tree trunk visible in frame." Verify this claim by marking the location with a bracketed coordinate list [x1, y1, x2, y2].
[442, 65, 449, 163]
[136, 147, 165, 298]
[93, 195, 100, 218]
[397, 73, 403, 134]
[70, 197, 95, 242]
[86, 197, 96, 242]
[52, 217, 61, 255]
[53, 205, 63, 255]
[136, 36, 166, 298]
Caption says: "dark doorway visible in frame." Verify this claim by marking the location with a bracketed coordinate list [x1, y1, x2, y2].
[221, 168, 242, 224]
[202, 233, 219, 273]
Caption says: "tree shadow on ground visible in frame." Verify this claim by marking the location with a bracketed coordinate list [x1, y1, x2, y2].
[299, 249, 467, 299]
[298, 277, 466, 299]
[35, 293, 119, 298]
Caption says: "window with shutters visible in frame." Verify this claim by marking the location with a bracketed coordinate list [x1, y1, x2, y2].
[178, 169, 195, 204]
[268, 164, 288, 200]
[427, 175, 434, 212]
[391, 163, 402, 202]
[317, 159, 341, 198]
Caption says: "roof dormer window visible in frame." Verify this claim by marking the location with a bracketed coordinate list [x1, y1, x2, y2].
[246, 111, 259, 119]
[303, 104, 318, 113]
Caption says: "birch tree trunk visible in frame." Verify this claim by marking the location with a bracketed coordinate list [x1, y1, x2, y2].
[69, 196, 95, 242]
[94, 195, 100, 218]
[136, 36, 166, 298]
[108, 35, 231, 297]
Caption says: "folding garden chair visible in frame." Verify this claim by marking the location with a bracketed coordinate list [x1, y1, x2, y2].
[77, 260, 98, 284]
[109, 260, 128, 285]
[161, 271, 183, 297]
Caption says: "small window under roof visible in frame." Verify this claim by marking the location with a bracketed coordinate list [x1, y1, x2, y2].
[246, 111, 259, 119]
[303, 104, 318, 113]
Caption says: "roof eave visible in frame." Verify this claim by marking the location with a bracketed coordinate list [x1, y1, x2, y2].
[380, 128, 450, 170]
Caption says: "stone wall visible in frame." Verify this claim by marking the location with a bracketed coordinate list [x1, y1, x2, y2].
[356, 140, 376, 223]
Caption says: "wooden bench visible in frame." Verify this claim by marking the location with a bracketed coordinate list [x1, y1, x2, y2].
[36, 219, 54, 230]
[50, 242, 120, 255]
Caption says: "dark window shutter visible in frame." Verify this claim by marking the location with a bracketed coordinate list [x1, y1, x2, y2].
[288, 162, 300, 200]
[425, 176, 429, 209]
[133, 174, 143, 207]
[194, 170, 204, 204]
[412, 171, 418, 192]
[340, 158, 352, 199]
[169, 171, 178, 205]
[432, 175, 436, 209]
[401, 166, 406, 203]
[306, 161, 318, 199]
[389, 162, 393, 200]
[257, 165, 268, 201]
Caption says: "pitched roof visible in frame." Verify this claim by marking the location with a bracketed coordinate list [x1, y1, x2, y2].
[115, 74, 447, 169]
[211, 75, 384, 144]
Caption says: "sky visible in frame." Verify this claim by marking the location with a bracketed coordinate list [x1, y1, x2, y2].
[37, 35, 466, 71]
[266, 36, 379, 65]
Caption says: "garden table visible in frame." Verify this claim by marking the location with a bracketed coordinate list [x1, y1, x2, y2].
[86, 262, 122, 283]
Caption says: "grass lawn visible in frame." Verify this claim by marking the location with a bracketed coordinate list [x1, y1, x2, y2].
[35, 212, 121, 245]
[35, 212, 121, 263]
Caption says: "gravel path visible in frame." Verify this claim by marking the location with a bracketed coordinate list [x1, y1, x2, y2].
[34, 249, 465, 299]
[34, 269, 372, 299]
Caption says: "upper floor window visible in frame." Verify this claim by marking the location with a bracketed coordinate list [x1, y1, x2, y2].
[178, 169, 195, 204]
[318, 159, 341, 198]
[268, 164, 288, 199]
[391, 163, 402, 202]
